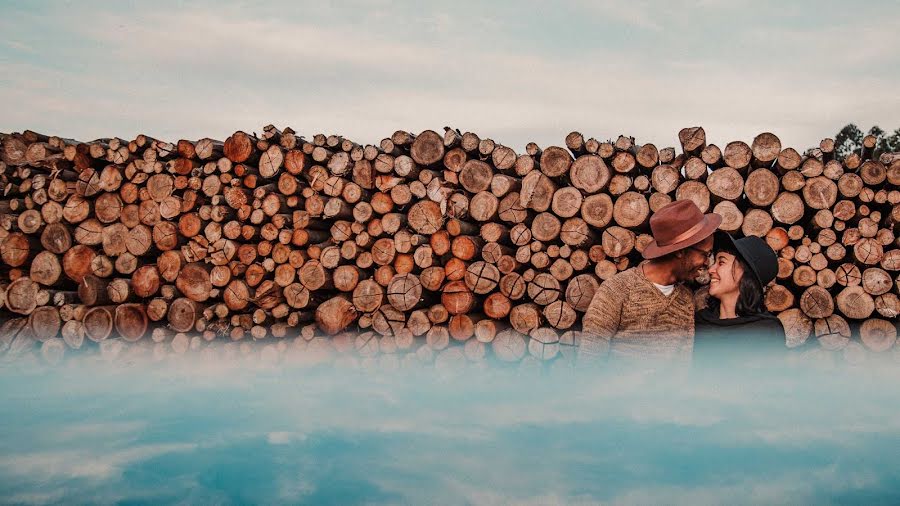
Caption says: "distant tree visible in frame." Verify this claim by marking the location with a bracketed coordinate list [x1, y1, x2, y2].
[834, 123, 864, 159]
[882, 128, 900, 155]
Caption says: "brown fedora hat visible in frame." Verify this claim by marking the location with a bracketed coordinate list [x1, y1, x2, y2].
[641, 200, 722, 259]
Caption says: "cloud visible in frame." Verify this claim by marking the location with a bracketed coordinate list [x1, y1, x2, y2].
[1, 1, 898, 152]
[608, 466, 881, 506]
[267, 431, 307, 445]
[0, 443, 197, 481]
[2, 489, 68, 505]
[52, 421, 147, 442]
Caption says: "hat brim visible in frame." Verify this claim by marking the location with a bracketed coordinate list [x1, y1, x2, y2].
[713, 231, 768, 287]
[641, 213, 723, 260]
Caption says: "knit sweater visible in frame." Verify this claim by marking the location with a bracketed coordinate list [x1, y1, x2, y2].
[578, 265, 695, 363]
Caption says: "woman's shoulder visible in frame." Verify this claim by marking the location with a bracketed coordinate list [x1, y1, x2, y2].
[754, 312, 785, 332]
[693, 307, 719, 326]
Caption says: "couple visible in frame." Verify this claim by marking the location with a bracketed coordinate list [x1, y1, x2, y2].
[577, 199, 785, 364]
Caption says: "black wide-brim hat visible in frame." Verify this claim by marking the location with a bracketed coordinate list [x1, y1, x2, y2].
[714, 232, 778, 287]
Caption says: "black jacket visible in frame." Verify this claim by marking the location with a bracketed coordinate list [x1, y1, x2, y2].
[693, 306, 793, 365]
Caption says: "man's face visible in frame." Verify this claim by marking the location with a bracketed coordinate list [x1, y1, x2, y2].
[676, 235, 714, 281]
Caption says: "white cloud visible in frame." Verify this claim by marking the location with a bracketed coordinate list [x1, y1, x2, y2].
[1, 2, 898, 152]
[0, 443, 197, 481]
[2, 489, 69, 505]
[267, 431, 307, 444]
[609, 465, 880, 506]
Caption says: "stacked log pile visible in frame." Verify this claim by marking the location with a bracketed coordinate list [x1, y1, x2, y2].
[0, 126, 898, 367]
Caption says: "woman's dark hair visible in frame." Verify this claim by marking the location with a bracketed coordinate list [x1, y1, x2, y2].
[732, 255, 765, 316]
[709, 249, 766, 316]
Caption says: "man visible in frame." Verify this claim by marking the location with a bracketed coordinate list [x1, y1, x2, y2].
[578, 200, 721, 363]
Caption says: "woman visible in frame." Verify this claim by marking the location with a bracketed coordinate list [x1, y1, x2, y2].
[693, 232, 788, 362]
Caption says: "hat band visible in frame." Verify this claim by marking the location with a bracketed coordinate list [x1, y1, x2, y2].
[658, 220, 706, 247]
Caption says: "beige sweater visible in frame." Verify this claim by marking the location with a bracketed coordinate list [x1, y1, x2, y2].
[578, 265, 695, 363]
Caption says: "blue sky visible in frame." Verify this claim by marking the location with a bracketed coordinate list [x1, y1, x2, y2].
[3, 359, 900, 504]
[1, 0, 898, 152]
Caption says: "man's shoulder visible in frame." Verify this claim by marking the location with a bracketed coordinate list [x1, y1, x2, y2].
[600, 267, 642, 288]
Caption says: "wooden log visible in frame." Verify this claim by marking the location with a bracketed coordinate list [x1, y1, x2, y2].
[543, 300, 576, 329]
[777, 308, 812, 347]
[675, 181, 710, 212]
[131, 265, 161, 298]
[565, 273, 599, 312]
[527, 273, 561, 305]
[550, 187, 583, 218]
[410, 130, 444, 166]
[509, 303, 542, 334]
[799, 286, 834, 319]
[447, 313, 481, 342]
[713, 201, 743, 232]
[764, 284, 795, 312]
[612, 191, 649, 228]
[498, 272, 526, 301]
[723, 141, 752, 170]
[859, 160, 886, 186]
[678, 127, 706, 155]
[707, 167, 744, 201]
[223, 131, 258, 163]
[407, 200, 443, 235]
[770, 192, 804, 225]
[581, 193, 614, 228]
[530, 212, 561, 242]
[83, 305, 115, 342]
[115, 303, 148, 342]
[30, 251, 62, 286]
[741, 209, 773, 237]
[477, 292, 510, 321]
[0, 232, 31, 268]
[29, 306, 61, 341]
[463, 261, 499, 295]
[875, 293, 900, 319]
[39, 223, 72, 256]
[526, 328, 558, 360]
[315, 296, 358, 336]
[565, 131, 585, 156]
[61, 320, 85, 350]
[683, 157, 708, 181]
[814, 314, 851, 350]
[6, 277, 39, 315]
[386, 273, 423, 311]
[441, 280, 475, 315]
[174, 262, 212, 302]
[569, 155, 610, 193]
[862, 267, 893, 295]
[636, 143, 659, 169]
[601, 226, 635, 258]
[425, 325, 450, 351]
[853, 238, 883, 265]
[859, 319, 897, 352]
[492, 329, 526, 362]
[459, 159, 493, 193]
[540, 146, 573, 178]
[835, 286, 875, 319]
[520, 171, 556, 212]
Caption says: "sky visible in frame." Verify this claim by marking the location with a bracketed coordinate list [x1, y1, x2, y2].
[1, 0, 899, 153]
[3, 358, 900, 504]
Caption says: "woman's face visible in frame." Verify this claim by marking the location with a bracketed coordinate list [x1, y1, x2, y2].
[708, 251, 743, 299]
